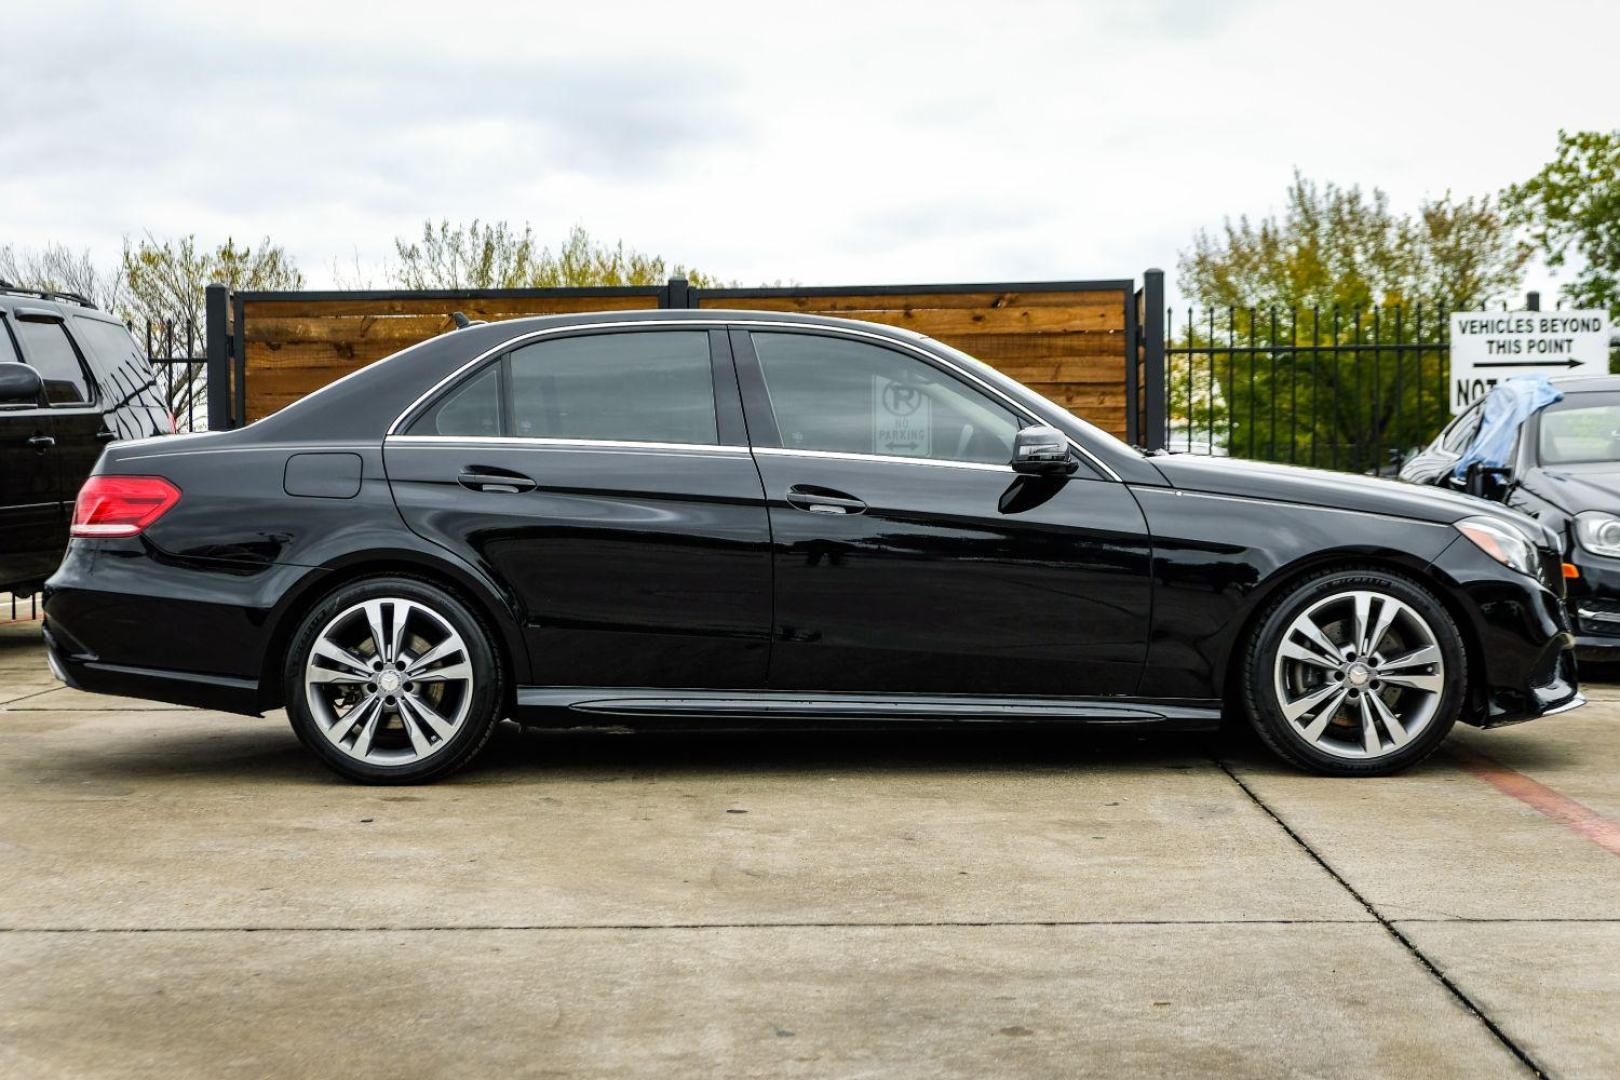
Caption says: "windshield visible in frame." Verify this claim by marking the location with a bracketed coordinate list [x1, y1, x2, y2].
[1538, 392, 1620, 465]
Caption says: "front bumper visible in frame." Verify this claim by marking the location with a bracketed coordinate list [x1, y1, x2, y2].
[1560, 555, 1620, 656]
[1429, 535, 1581, 728]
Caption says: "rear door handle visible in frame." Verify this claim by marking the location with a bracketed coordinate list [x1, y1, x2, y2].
[27, 434, 55, 450]
[785, 485, 867, 515]
[458, 468, 537, 494]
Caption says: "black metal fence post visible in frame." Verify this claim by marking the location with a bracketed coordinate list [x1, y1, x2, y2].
[1141, 268, 1167, 451]
[205, 283, 229, 431]
[666, 276, 690, 309]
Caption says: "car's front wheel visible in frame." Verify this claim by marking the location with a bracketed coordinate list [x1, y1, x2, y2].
[284, 576, 504, 784]
[1243, 568, 1467, 776]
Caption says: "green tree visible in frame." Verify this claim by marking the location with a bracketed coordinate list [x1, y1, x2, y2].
[120, 234, 303, 426]
[121, 233, 304, 329]
[1176, 173, 1528, 470]
[390, 222, 720, 289]
[1504, 129, 1620, 317]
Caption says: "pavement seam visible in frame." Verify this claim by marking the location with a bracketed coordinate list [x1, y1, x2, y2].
[0, 685, 64, 708]
[0, 918, 1375, 933]
[1214, 757, 1549, 1080]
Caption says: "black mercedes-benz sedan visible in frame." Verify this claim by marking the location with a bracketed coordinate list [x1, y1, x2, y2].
[43, 310, 1581, 783]
[1402, 375, 1620, 658]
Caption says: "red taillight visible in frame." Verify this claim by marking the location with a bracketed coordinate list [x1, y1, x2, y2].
[71, 475, 181, 538]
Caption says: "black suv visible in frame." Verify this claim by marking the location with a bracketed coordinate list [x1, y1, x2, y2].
[0, 285, 170, 593]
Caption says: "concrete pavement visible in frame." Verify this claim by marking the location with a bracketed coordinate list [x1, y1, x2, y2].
[1, 618, 1618, 1078]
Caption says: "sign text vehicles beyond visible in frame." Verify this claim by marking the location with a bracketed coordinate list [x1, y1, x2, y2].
[1450, 310, 1612, 412]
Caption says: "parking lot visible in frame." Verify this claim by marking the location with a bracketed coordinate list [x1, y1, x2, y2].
[0, 616, 1617, 1079]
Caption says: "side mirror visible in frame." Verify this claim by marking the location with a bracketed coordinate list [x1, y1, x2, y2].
[1010, 425, 1077, 476]
[0, 363, 44, 407]
[1465, 462, 1512, 502]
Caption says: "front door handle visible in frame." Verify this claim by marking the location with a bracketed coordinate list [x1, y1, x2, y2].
[785, 485, 867, 515]
[458, 468, 537, 494]
[27, 434, 55, 451]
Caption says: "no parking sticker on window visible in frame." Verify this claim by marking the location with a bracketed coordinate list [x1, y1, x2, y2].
[873, 376, 932, 457]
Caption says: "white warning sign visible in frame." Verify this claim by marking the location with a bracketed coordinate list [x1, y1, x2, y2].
[1450, 310, 1611, 413]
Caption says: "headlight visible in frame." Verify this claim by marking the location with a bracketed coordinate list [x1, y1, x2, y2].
[1575, 512, 1620, 558]
[1456, 516, 1539, 577]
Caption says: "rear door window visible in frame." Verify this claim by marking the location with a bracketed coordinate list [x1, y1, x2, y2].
[507, 332, 717, 445]
[415, 363, 503, 437]
[12, 318, 91, 405]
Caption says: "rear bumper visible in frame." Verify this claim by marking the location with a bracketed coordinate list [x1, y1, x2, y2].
[45, 622, 262, 714]
[41, 538, 302, 717]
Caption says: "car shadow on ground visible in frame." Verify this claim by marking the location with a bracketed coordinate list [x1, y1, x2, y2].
[33, 716, 1271, 788]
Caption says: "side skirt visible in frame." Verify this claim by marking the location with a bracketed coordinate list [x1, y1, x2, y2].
[513, 687, 1223, 731]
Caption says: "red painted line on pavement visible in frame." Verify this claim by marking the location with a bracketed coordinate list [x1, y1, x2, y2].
[1452, 745, 1620, 858]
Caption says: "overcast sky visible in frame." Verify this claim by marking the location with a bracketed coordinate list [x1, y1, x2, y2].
[4, 0, 1616, 301]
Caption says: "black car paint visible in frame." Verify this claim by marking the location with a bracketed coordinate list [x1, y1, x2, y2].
[1401, 377, 1620, 654]
[44, 309, 1578, 733]
[0, 296, 169, 591]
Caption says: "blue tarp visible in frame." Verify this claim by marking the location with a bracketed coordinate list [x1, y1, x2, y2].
[1451, 375, 1563, 479]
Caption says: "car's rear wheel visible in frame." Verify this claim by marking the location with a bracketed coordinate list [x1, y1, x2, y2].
[1243, 568, 1466, 776]
[283, 576, 503, 784]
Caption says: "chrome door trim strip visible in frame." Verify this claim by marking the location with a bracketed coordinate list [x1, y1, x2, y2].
[751, 446, 1014, 474]
[382, 318, 1122, 482]
[385, 434, 751, 456]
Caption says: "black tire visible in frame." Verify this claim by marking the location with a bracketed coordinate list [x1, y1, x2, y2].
[283, 575, 504, 784]
[1242, 567, 1467, 776]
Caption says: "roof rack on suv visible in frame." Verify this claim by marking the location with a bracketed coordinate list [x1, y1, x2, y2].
[0, 280, 97, 309]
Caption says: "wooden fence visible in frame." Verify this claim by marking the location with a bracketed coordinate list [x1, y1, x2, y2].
[208, 278, 1144, 440]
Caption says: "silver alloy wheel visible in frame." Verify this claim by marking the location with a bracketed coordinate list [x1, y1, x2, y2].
[303, 597, 475, 766]
[1272, 589, 1446, 760]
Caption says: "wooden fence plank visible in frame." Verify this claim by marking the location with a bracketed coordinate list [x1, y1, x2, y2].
[243, 295, 660, 319]
[240, 285, 1134, 436]
[696, 290, 1122, 311]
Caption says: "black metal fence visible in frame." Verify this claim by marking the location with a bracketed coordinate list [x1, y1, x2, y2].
[137, 318, 207, 432]
[1164, 303, 1453, 475]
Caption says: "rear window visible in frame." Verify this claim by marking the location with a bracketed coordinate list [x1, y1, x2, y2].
[71, 318, 147, 376]
[71, 317, 162, 412]
[12, 318, 90, 404]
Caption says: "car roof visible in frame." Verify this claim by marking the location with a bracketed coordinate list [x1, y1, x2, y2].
[1548, 374, 1620, 394]
[450, 307, 934, 337]
[0, 286, 99, 315]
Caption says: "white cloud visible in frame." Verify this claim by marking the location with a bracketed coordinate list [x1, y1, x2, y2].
[1, 0, 1614, 301]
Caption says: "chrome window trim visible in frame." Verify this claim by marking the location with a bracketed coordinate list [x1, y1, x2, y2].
[383, 318, 1122, 481]
[386, 434, 749, 456]
[751, 446, 1013, 474]
[117, 441, 379, 463]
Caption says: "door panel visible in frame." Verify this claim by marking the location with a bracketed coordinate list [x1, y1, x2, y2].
[754, 450, 1150, 695]
[0, 406, 63, 587]
[384, 327, 770, 690]
[732, 327, 1151, 697]
[51, 404, 113, 509]
[386, 440, 772, 687]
